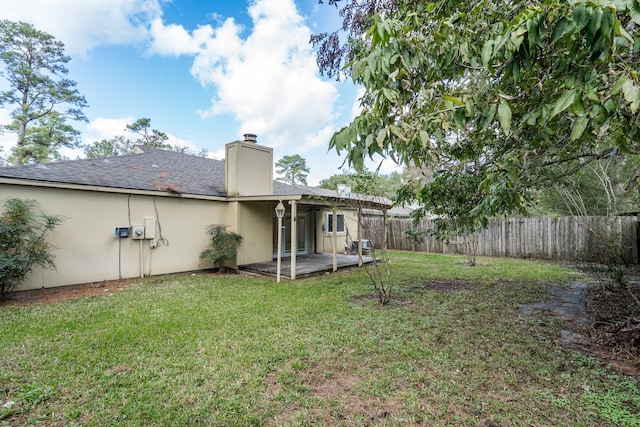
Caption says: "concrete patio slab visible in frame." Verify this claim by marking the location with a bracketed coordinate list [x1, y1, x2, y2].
[240, 253, 374, 279]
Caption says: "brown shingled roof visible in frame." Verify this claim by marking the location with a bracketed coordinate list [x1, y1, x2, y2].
[0, 146, 226, 196]
[0, 146, 392, 209]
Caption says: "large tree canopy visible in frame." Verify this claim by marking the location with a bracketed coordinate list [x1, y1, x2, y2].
[8, 111, 81, 164]
[0, 20, 87, 164]
[321, 0, 640, 226]
[276, 154, 311, 185]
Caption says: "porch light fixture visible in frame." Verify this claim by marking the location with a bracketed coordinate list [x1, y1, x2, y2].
[275, 202, 285, 218]
[275, 201, 285, 282]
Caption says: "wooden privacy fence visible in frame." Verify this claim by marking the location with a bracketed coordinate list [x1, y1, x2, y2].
[363, 216, 639, 264]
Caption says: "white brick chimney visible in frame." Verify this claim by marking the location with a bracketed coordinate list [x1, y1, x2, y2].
[225, 134, 273, 196]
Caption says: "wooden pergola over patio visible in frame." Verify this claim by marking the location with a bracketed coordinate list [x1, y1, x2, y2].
[232, 187, 392, 281]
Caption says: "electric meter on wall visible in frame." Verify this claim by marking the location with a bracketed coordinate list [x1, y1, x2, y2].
[132, 226, 145, 240]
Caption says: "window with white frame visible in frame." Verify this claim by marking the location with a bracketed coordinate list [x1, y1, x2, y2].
[326, 212, 345, 234]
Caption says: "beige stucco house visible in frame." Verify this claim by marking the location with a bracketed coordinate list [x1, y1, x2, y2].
[0, 134, 391, 291]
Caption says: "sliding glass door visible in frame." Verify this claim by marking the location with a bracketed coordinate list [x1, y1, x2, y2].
[273, 214, 307, 257]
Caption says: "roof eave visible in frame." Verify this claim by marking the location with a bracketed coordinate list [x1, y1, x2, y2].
[0, 177, 228, 201]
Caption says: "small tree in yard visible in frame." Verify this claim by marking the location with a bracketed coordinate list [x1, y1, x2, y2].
[200, 225, 243, 272]
[403, 166, 486, 266]
[0, 198, 63, 301]
[349, 171, 394, 305]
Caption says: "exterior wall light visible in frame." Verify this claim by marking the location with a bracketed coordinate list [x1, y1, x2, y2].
[275, 201, 285, 282]
[275, 202, 285, 219]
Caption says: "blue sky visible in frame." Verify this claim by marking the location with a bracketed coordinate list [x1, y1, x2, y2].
[0, 0, 399, 184]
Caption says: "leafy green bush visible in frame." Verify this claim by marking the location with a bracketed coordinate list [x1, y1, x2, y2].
[0, 198, 63, 300]
[200, 224, 242, 272]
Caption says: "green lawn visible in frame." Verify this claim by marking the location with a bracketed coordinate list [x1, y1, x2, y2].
[1, 251, 639, 426]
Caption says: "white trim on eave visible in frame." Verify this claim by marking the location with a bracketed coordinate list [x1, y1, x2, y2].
[228, 194, 303, 202]
[0, 178, 229, 201]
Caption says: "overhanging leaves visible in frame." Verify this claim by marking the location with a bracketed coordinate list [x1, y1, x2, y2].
[324, 0, 640, 228]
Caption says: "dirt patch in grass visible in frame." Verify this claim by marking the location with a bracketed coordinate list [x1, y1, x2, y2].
[309, 370, 398, 424]
[264, 363, 398, 425]
[404, 278, 480, 293]
[0, 279, 134, 307]
[349, 279, 478, 307]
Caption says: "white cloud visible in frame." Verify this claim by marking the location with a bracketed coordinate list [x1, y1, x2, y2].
[0, 0, 162, 55]
[150, 16, 244, 63]
[206, 148, 225, 160]
[165, 134, 198, 152]
[85, 117, 134, 141]
[148, 19, 215, 57]
[57, 146, 85, 161]
[298, 125, 335, 154]
[149, 0, 339, 154]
